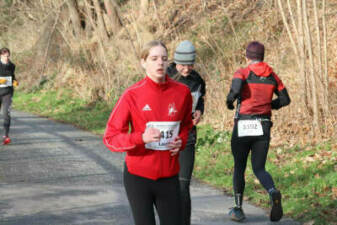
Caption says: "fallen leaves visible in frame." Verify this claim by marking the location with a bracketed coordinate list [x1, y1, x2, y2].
[303, 220, 315, 225]
[332, 187, 337, 200]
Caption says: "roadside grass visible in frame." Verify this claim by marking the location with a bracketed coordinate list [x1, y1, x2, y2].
[13, 90, 115, 134]
[13, 89, 337, 225]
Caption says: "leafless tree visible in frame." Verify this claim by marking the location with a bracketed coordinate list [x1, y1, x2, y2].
[277, 0, 329, 136]
[66, 0, 83, 37]
[104, 0, 122, 35]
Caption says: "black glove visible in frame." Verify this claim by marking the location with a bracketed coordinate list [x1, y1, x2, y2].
[226, 101, 234, 110]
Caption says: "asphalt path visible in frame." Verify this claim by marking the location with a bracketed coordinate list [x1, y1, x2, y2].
[0, 111, 301, 225]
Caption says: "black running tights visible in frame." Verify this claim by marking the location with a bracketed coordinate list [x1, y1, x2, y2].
[178, 127, 197, 225]
[231, 121, 275, 195]
[123, 166, 182, 225]
[0, 93, 12, 137]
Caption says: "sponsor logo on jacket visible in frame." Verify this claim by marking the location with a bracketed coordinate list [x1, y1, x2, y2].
[168, 103, 177, 116]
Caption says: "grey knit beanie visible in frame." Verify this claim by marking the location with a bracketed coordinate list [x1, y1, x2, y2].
[174, 40, 196, 65]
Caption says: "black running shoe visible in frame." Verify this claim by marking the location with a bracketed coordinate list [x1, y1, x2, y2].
[270, 189, 283, 221]
[229, 207, 246, 222]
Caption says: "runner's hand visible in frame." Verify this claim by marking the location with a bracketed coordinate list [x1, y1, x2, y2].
[0, 78, 6, 84]
[142, 127, 161, 144]
[13, 80, 19, 87]
[193, 110, 202, 125]
[168, 136, 182, 156]
[226, 101, 234, 110]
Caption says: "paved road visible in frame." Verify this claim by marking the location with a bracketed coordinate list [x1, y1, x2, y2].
[0, 111, 301, 225]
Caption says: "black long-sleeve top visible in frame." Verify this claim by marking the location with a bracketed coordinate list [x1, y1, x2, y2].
[0, 60, 16, 96]
[226, 62, 290, 118]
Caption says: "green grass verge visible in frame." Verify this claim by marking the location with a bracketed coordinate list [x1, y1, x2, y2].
[13, 90, 114, 134]
[12, 89, 337, 225]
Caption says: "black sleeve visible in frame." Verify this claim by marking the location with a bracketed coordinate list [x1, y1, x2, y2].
[167, 62, 177, 78]
[271, 88, 291, 110]
[226, 78, 243, 109]
[12, 64, 16, 81]
[195, 77, 206, 114]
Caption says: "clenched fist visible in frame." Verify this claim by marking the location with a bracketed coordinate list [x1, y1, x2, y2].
[13, 80, 19, 87]
[142, 127, 161, 144]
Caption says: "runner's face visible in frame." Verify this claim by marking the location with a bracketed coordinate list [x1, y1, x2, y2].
[176, 64, 193, 77]
[142, 45, 168, 83]
[0, 53, 10, 64]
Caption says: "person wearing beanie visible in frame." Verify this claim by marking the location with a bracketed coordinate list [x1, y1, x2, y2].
[167, 40, 206, 225]
[0, 47, 19, 145]
[226, 41, 290, 222]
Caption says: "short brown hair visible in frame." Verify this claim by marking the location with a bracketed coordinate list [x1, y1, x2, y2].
[246, 41, 264, 61]
[140, 40, 167, 60]
[0, 48, 10, 56]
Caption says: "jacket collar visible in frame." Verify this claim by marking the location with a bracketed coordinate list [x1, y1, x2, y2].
[145, 75, 170, 91]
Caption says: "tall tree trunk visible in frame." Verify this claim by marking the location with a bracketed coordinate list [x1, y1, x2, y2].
[322, 0, 329, 116]
[104, 0, 122, 35]
[277, 0, 300, 66]
[93, 0, 109, 41]
[312, 0, 328, 122]
[140, 0, 149, 18]
[303, 0, 319, 136]
[84, 0, 94, 38]
[67, 0, 83, 37]
[296, 0, 309, 111]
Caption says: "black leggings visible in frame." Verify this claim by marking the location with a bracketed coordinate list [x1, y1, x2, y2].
[231, 120, 275, 195]
[178, 127, 196, 225]
[123, 166, 182, 225]
[0, 93, 12, 137]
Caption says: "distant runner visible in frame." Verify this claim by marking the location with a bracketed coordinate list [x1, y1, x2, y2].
[0, 48, 18, 145]
[103, 40, 193, 225]
[167, 40, 206, 225]
[226, 41, 291, 222]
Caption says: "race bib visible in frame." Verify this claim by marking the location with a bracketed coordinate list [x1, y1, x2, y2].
[145, 121, 180, 150]
[0, 76, 12, 88]
[191, 85, 202, 112]
[238, 120, 263, 137]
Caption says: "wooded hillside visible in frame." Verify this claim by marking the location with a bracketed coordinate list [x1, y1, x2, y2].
[1, 0, 336, 147]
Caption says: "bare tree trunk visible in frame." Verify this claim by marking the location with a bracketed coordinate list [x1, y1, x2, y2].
[296, 0, 309, 111]
[140, 0, 149, 18]
[277, 0, 300, 65]
[312, 0, 323, 80]
[92, 0, 109, 41]
[312, 0, 328, 121]
[84, 0, 94, 38]
[322, 0, 329, 115]
[66, 0, 83, 37]
[287, 0, 299, 43]
[303, 0, 319, 136]
[104, 0, 122, 35]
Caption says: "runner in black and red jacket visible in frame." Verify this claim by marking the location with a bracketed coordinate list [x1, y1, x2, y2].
[226, 41, 290, 222]
[103, 40, 193, 225]
[0, 48, 19, 145]
[167, 40, 206, 225]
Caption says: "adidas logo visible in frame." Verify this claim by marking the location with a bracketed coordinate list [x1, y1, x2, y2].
[142, 104, 152, 111]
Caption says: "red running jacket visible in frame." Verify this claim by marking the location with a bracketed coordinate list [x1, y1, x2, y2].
[227, 62, 290, 116]
[103, 75, 193, 180]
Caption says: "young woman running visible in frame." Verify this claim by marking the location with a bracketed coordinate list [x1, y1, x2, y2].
[103, 40, 193, 225]
[226, 41, 291, 222]
[167, 40, 206, 225]
[0, 48, 18, 145]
